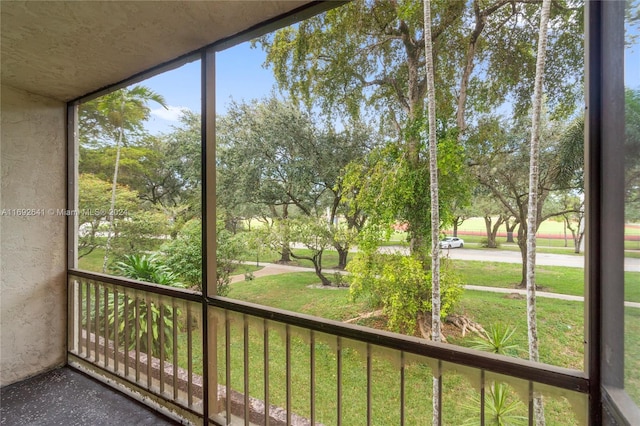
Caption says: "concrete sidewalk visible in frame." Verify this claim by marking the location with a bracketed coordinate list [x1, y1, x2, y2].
[230, 262, 640, 308]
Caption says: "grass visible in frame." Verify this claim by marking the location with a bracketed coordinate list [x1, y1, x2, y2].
[453, 260, 640, 303]
[215, 273, 594, 424]
[625, 306, 640, 404]
[78, 248, 107, 271]
[83, 244, 640, 303]
[227, 273, 362, 320]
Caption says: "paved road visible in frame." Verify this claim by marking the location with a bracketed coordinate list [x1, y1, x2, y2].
[379, 246, 640, 272]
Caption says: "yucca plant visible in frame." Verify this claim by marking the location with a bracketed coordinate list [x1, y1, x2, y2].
[471, 323, 519, 356]
[464, 323, 527, 425]
[464, 382, 528, 426]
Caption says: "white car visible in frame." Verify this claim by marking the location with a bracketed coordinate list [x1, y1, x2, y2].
[440, 237, 464, 249]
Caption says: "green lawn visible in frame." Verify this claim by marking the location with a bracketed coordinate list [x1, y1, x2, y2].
[218, 273, 594, 424]
[82, 246, 640, 303]
[453, 260, 640, 303]
[78, 248, 107, 271]
[164, 263, 640, 423]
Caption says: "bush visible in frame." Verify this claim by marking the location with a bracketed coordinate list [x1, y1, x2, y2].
[347, 252, 463, 334]
[163, 217, 242, 295]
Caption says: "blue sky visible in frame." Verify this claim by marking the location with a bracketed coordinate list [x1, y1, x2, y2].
[141, 24, 640, 135]
[144, 43, 278, 134]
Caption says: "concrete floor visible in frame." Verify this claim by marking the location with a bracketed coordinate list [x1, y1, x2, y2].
[0, 367, 178, 425]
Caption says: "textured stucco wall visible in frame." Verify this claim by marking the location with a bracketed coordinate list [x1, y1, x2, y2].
[1, 84, 67, 386]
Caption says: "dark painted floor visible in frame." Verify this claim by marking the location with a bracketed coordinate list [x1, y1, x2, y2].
[0, 367, 178, 425]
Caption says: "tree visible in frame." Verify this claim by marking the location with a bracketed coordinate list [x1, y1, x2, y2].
[287, 216, 336, 286]
[78, 173, 136, 259]
[217, 98, 320, 263]
[422, 1, 444, 423]
[470, 114, 582, 286]
[311, 123, 374, 269]
[525, 1, 552, 423]
[218, 97, 372, 268]
[79, 86, 167, 273]
[625, 88, 640, 221]
[466, 187, 511, 248]
[77, 173, 167, 265]
[163, 217, 242, 296]
[258, 0, 583, 259]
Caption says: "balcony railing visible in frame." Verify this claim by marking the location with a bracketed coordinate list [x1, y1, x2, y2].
[68, 270, 589, 425]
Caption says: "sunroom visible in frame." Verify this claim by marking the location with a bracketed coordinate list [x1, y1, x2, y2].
[1, 1, 638, 425]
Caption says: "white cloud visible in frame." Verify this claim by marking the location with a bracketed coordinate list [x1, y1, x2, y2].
[151, 105, 190, 122]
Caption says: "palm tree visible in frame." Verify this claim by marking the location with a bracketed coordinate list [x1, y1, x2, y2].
[422, 1, 441, 424]
[526, 1, 552, 424]
[80, 86, 167, 272]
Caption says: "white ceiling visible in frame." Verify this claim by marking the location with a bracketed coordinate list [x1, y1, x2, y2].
[1, 1, 326, 102]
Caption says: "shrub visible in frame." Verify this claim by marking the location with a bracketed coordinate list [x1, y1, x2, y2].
[347, 252, 463, 334]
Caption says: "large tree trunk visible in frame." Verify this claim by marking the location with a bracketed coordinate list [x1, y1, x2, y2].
[336, 247, 349, 270]
[517, 223, 527, 288]
[276, 205, 292, 263]
[290, 251, 331, 286]
[483, 215, 505, 248]
[505, 218, 518, 243]
[526, 1, 551, 424]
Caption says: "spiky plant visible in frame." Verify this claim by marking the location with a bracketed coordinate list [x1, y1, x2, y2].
[471, 323, 519, 356]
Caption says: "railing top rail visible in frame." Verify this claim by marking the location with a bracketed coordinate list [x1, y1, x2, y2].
[68, 269, 202, 302]
[209, 296, 589, 394]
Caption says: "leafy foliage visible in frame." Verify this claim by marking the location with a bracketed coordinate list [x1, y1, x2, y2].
[463, 382, 528, 426]
[626, 88, 640, 221]
[114, 254, 182, 287]
[471, 323, 519, 356]
[163, 219, 203, 291]
[77, 173, 167, 263]
[163, 217, 243, 295]
[107, 292, 176, 360]
[347, 253, 463, 333]
[109, 254, 181, 360]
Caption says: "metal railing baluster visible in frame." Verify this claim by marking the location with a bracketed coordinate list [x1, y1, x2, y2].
[187, 303, 193, 407]
[286, 324, 291, 426]
[400, 351, 405, 426]
[103, 285, 108, 368]
[114, 289, 119, 373]
[337, 336, 342, 426]
[94, 282, 99, 363]
[366, 343, 372, 426]
[147, 296, 153, 389]
[159, 300, 165, 395]
[310, 330, 316, 426]
[225, 310, 231, 424]
[135, 296, 141, 384]
[172, 299, 178, 401]
[124, 290, 130, 379]
[243, 314, 249, 425]
[264, 319, 270, 426]
[528, 381, 534, 426]
[83, 280, 89, 358]
[480, 370, 485, 426]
